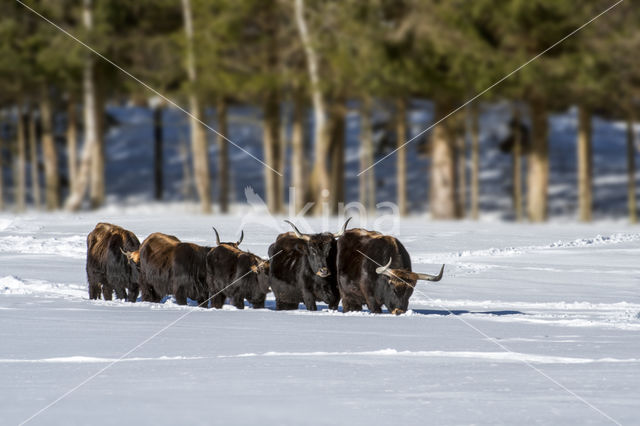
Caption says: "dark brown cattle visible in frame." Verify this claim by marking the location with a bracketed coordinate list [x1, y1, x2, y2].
[126, 232, 210, 306]
[267, 219, 350, 311]
[337, 228, 444, 314]
[206, 242, 270, 310]
[86, 222, 140, 302]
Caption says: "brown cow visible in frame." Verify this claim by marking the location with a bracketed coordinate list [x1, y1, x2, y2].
[337, 228, 444, 314]
[86, 222, 140, 301]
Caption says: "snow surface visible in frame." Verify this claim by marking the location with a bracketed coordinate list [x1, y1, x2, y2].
[1, 209, 640, 425]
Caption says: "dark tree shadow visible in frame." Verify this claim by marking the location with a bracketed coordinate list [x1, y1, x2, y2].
[411, 309, 525, 316]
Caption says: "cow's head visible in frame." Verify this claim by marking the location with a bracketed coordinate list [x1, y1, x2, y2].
[120, 248, 141, 284]
[284, 218, 351, 307]
[375, 258, 445, 315]
[212, 227, 243, 248]
[284, 218, 350, 278]
[250, 258, 271, 295]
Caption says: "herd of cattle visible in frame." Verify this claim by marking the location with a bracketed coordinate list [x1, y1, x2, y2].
[86, 219, 445, 315]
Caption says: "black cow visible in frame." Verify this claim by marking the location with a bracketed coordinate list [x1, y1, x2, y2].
[206, 233, 270, 309]
[267, 219, 350, 311]
[126, 232, 210, 306]
[337, 228, 444, 314]
[86, 222, 140, 302]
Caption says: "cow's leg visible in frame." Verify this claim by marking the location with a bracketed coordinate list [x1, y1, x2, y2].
[175, 286, 187, 305]
[127, 284, 139, 303]
[114, 286, 127, 300]
[102, 283, 113, 301]
[197, 297, 209, 308]
[211, 293, 225, 309]
[364, 293, 381, 314]
[275, 300, 298, 310]
[250, 296, 265, 309]
[88, 282, 101, 300]
[232, 297, 245, 310]
[139, 282, 152, 302]
[302, 291, 317, 311]
[341, 298, 362, 313]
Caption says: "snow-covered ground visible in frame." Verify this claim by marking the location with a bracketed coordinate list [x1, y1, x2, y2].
[1, 210, 639, 425]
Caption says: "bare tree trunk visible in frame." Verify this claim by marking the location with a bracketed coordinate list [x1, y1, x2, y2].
[527, 99, 549, 222]
[470, 102, 480, 220]
[359, 96, 375, 211]
[291, 89, 307, 212]
[153, 103, 164, 201]
[179, 138, 195, 201]
[216, 97, 229, 213]
[512, 104, 523, 221]
[89, 71, 105, 209]
[263, 92, 282, 214]
[396, 98, 408, 215]
[27, 108, 41, 209]
[295, 0, 330, 214]
[15, 108, 26, 212]
[278, 109, 287, 206]
[66, 96, 78, 194]
[0, 119, 4, 211]
[65, 0, 98, 211]
[456, 132, 466, 218]
[627, 115, 637, 223]
[182, 0, 212, 213]
[329, 99, 346, 214]
[577, 105, 592, 222]
[40, 90, 60, 210]
[430, 101, 458, 219]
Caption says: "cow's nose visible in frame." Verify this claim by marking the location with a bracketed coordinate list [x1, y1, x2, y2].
[316, 268, 331, 277]
[391, 308, 405, 315]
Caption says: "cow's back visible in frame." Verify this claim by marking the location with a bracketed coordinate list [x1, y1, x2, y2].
[172, 242, 209, 300]
[337, 229, 410, 301]
[268, 234, 307, 304]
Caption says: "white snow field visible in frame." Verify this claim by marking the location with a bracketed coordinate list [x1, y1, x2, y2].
[1, 209, 639, 425]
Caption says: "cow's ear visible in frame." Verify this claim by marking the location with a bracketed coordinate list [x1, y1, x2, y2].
[250, 265, 259, 273]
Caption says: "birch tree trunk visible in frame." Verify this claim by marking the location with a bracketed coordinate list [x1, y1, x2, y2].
[153, 103, 164, 201]
[627, 115, 637, 223]
[65, 0, 98, 211]
[28, 108, 41, 209]
[512, 105, 523, 222]
[527, 100, 549, 222]
[40, 90, 60, 210]
[396, 98, 408, 216]
[15, 108, 26, 212]
[577, 105, 592, 222]
[66, 96, 78, 194]
[329, 99, 346, 214]
[182, 0, 212, 213]
[470, 103, 480, 220]
[216, 97, 229, 213]
[430, 101, 458, 219]
[291, 89, 307, 212]
[359, 96, 375, 211]
[294, 0, 330, 214]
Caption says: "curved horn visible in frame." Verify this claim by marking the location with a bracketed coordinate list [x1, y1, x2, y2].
[415, 264, 445, 282]
[120, 247, 130, 258]
[375, 258, 393, 275]
[212, 227, 221, 245]
[284, 220, 304, 238]
[236, 230, 244, 246]
[333, 217, 352, 238]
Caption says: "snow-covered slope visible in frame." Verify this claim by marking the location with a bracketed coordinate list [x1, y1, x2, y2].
[1, 210, 639, 425]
